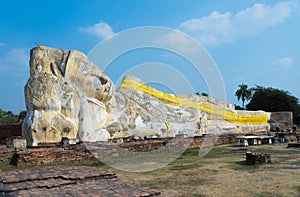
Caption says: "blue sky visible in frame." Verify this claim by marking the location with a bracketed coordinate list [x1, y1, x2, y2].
[0, 0, 299, 113]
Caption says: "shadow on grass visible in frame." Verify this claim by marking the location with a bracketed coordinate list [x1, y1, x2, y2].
[232, 160, 260, 173]
[255, 192, 281, 197]
[234, 160, 247, 165]
[296, 186, 300, 194]
[169, 163, 201, 171]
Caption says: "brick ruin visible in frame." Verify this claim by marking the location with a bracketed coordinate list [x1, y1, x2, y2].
[246, 152, 271, 165]
[0, 124, 21, 144]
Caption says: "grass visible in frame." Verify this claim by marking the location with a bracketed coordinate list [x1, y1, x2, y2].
[1, 143, 299, 196]
[254, 192, 280, 197]
[296, 186, 300, 194]
[109, 144, 300, 196]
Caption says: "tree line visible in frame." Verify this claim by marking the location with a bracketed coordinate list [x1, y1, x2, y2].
[0, 109, 26, 124]
[235, 84, 300, 117]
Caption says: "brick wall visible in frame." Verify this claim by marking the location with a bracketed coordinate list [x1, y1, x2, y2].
[0, 124, 22, 138]
[15, 143, 94, 166]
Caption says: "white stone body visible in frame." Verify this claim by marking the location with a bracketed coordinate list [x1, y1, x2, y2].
[22, 46, 115, 146]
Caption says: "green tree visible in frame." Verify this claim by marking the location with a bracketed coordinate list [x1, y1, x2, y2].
[18, 110, 27, 122]
[247, 86, 300, 117]
[0, 109, 3, 120]
[0, 110, 18, 124]
[195, 92, 208, 96]
[235, 105, 244, 110]
[235, 84, 252, 109]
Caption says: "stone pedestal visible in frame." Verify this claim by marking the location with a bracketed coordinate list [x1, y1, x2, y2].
[246, 152, 271, 165]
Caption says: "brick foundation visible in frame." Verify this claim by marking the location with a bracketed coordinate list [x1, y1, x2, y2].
[0, 133, 274, 167]
[15, 143, 94, 166]
[287, 142, 300, 147]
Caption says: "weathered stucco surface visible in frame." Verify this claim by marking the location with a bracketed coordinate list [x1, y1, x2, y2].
[112, 75, 270, 138]
[22, 46, 270, 146]
[22, 45, 115, 145]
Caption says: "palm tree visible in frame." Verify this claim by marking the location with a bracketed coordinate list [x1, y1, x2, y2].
[235, 84, 252, 109]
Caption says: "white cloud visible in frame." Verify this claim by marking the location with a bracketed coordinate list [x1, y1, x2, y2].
[180, 1, 295, 46]
[272, 57, 294, 69]
[0, 48, 29, 74]
[153, 31, 199, 54]
[79, 21, 114, 39]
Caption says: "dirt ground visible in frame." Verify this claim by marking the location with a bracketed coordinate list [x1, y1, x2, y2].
[106, 143, 300, 197]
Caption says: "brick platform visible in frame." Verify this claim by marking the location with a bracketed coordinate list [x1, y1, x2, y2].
[288, 142, 300, 147]
[0, 166, 161, 196]
[15, 143, 94, 166]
